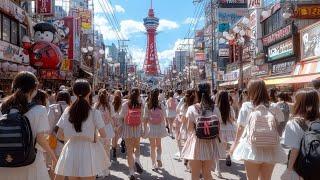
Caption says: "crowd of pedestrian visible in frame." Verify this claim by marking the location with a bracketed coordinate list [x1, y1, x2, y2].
[0, 71, 320, 180]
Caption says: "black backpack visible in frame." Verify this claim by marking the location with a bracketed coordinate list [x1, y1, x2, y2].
[0, 104, 37, 167]
[294, 121, 320, 180]
[195, 105, 219, 140]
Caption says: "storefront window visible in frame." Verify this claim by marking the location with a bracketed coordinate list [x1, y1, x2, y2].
[20, 25, 27, 46]
[11, 20, 18, 45]
[2, 16, 10, 42]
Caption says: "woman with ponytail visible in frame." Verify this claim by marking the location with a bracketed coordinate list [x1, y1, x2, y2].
[181, 83, 223, 180]
[54, 79, 108, 180]
[0, 71, 57, 180]
[119, 88, 144, 180]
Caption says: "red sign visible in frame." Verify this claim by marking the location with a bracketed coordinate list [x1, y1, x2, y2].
[195, 53, 206, 61]
[262, 24, 292, 46]
[293, 5, 320, 19]
[40, 69, 72, 80]
[248, 0, 261, 9]
[36, 0, 54, 16]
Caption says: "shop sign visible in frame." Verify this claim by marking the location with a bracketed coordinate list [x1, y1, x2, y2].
[0, 0, 25, 23]
[195, 52, 206, 61]
[248, 0, 261, 9]
[218, 0, 247, 8]
[271, 61, 295, 75]
[300, 21, 320, 61]
[262, 24, 292, 46]
[218, 8, 247, 31]
[40, 69, 72, 80]
[249, 10, 257, 39]
[0, 40, 29, 64]
[293, 5, 320, 19]
[36, 0, 54, 16]
[268, 38, 294, 61]
[223, 71, 239, 81]
[70, 8, 92, 33]
[252, 64, 269, 76]
[219, 49, 229, 57]
[194, 30, 204, 49]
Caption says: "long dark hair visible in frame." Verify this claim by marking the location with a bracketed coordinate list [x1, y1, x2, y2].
[95, 89, 110, 112]
[196, 83, 214, 114]
[1, 71, 38, 114]
[184, 89, 195, 110]
[247, 79, 269, 107]
[148, 88, 161, 110]
[217, 91, 231, 124]
[32, 89, 48, 106]
[128, 88, 141, 109]
[68, 79, 91, 132]
[113, 90, 122, 112]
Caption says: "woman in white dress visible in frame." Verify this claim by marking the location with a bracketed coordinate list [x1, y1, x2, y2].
[143, 88, 168, 171]
[54, 79, 108, 180]
[119, 88, 144, 180]
[182, 83, 223, 180]
[281, 88, 320, 180]
[215, 90, 236, 177]
[94, 89, 115, 176]
[165, 91, 178, 138]
[230, 79, 286, 180]
[0, 71, 57, 180]
[111, 90, 123, 159]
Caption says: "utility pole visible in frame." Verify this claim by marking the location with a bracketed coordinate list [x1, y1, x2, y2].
[210, 0, 217, 90]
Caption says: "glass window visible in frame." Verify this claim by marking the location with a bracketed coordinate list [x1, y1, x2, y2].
[20, 25, 27, 46]
[11, 20, 18, 45]
[2, 16, 10, 42]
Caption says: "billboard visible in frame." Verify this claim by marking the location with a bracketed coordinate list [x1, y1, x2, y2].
[218, 8, 248, 32]
[300, 21, 320, 61]
[70, 8, 93, 33]
[219, 0, 247, 8]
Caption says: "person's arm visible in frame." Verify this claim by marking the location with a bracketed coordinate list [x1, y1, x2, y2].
[287, 148, 299, 170]
[37, 133, 57, 167]
[98, 127, 107, 139]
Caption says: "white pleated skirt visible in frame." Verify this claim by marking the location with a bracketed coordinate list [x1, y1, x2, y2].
[232, 139, 287, 164]
[121, 123, 142, 139]
[182, 133, 225, 161]
[0, 152, 50, 180]
[55, 139, 108, 177]
[145, 121, 168, 138]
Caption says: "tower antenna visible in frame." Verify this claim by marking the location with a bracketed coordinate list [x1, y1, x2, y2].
[151, 0, 153, 9]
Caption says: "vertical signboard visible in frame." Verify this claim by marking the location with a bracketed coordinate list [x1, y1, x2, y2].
[300, 21, 320, 61]
[36, 0, 54, 16]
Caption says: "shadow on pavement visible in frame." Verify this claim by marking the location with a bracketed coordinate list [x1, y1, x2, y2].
[139, 142, 151, 157]
[219, 159, 246, 180]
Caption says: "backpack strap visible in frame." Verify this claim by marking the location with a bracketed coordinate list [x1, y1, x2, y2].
[308, 121, 320, 131]
[294, 117, 308, 131]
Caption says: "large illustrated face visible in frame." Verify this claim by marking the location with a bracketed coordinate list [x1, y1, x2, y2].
[34, 30, 55, 42]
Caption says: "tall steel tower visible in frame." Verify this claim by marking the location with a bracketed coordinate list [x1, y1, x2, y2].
[143, 0, 160, 76]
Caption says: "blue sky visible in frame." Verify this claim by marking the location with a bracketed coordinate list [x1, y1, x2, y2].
[93, 0, 203, 71]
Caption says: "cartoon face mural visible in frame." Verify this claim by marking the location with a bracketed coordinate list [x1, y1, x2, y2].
[23, 22, 63, 69]
[33, 22, 56, 43]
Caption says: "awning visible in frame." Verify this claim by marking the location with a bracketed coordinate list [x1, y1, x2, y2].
[219, 80, 238, 87]
[284, 74, 320, 84]
[264, 76, 292, 85]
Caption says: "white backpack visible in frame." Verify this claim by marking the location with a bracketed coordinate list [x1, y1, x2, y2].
[247, 105, 279, 148]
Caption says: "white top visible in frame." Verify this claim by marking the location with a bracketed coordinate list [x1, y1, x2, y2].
[47, 102, 68, 133]
[94, 103, 115, 124]
[165, 98, 178, 118]
[282, 120, 306, 150]
[57, 109, 105, 141]
[237, 101, 285, 127]
[186, 104, 222, 125]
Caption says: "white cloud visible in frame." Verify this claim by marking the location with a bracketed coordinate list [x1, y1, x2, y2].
[158, 19, 179, 31]
[114, 5, 125, 13]
[119, 20, 145, 39]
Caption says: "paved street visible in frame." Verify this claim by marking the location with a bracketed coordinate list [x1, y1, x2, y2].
[100, 137, 286, 180]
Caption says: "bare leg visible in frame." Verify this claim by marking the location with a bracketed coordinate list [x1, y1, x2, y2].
[190, 160, 201, 180]
[244, 160, 260, 180]
[203, 160, 214, 180]
[260, 163, 275, 180]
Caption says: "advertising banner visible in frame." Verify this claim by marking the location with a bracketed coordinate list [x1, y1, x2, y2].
[219, 49, 229, 57]
[262, 24, 292, 46]
[0, 40, 28, 64]
[271, 61, 295, 75]
[194, 30, 204, 49]
[70, 8, 92, 33]
[218, 8, 248, 32]
[0, 0, 25, 23]
[36, 0, 54, 16]
[252, 64, 269, 76]
[268, 38, 294, 61]
[300, 21, 320, 61]
[248, 0, 261, 9]
[219, 0, 247, 8]
[293, 5, 320, 19]
[195, 52, 206, 62]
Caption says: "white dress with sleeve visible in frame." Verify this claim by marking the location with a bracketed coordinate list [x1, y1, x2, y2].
[181, 104, 225, 161]
[119, 101, 142, 139]
[143, 104, 168, 138]
[0, 105, 51, 180]
[54, 109, 108, 177]
[232, 102, 287, 164]
[220, 106, 237, 143]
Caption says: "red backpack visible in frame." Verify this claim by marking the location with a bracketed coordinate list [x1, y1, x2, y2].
[149, 108, 163, 125]
[125, 108, 141, 126]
